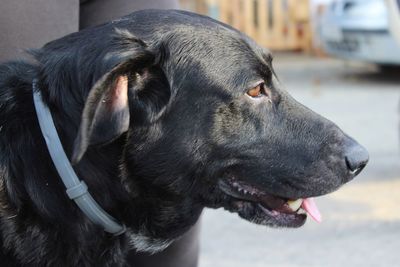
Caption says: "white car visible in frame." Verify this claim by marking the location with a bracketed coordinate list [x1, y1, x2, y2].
[320, 0, 400, 66]
[386, 0, 400, 43]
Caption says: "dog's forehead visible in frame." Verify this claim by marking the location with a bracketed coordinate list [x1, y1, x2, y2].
[170, 24, 270, 60]
[125, 10, 274, 93]
[165, 26, 273, 93]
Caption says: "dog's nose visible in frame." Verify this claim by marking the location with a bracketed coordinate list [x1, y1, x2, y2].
[344, 141, 369, 176]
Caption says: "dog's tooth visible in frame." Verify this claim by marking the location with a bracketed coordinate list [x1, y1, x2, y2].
[287, 199, 303, 211]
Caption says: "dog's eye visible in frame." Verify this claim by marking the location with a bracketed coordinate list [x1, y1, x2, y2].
[246, 83, 270, 99]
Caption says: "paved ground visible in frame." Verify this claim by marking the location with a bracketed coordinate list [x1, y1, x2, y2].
[198, 53, 400, 267]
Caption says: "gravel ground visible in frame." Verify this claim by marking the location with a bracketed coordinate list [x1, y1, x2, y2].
[198, 53, 400, 267]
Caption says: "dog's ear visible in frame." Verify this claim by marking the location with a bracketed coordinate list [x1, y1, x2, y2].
[72, 36, 156, 164]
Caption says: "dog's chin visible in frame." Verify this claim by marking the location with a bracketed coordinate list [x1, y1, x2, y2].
[218, 179, 307, 228]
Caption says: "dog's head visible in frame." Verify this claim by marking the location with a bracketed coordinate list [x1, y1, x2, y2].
[63, 10, 367, 242]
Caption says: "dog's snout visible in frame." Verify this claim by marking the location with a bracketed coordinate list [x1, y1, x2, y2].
[344, 141, 369, 176]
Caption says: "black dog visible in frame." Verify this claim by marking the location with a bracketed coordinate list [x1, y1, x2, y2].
[0, 9, 368, 266]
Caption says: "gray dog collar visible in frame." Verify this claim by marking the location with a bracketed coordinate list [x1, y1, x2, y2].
[32, 79, 126, 235]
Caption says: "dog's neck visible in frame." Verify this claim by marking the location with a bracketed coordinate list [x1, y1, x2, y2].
[31, 97, 177, 253]
[26, 75, 203, 253]
[33, 85, 126, 235]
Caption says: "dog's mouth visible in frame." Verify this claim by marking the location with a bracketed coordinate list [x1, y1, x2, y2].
[218, 178, 322, 227]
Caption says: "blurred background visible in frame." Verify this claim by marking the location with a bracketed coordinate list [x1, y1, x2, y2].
[179, 0, 400, 266]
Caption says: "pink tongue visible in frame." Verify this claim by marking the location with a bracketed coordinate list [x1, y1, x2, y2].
[301, 198, 322, 223]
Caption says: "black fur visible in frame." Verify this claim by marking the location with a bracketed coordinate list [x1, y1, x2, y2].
[0, 10, 367, 266]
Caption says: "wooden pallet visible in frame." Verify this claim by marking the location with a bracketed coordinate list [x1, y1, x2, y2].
[180, 0, 312, 51]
